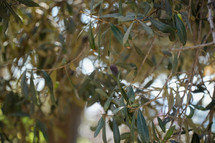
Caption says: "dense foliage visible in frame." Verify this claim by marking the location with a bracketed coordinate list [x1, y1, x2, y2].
[0, 0, 215, 142]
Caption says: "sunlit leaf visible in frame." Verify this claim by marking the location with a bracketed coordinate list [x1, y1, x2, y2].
[117, 74, 129, 103]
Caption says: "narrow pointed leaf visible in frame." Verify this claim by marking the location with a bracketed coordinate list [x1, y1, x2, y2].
[137, 109, 150, 143]
[112, 106, 126, 114]
[102, 120, 107, 143]
[113, 118, 120, 143]
[104, 94, 113, 111]
[165, 0, 172, 16]
[150, 18, 175, 33]
[117, 74, 129, 103]
[187, 106, 194, 118]
[138, 20, 154, 36]
[30, 73, 37, 105]
[89, 22, 96, 50]
[17, 0, 40, 7]
[157, 117, 166, 132]
[127, 85, 135, 103]
[94, 117, 104, 137]
[175, 14, 187, 45]
[191, 132, 200, 143]
[163, 126, 175, 141]
[110, 23, 123, 44]
[152, 121, 159, 141]
[21, 71, 29, 98]
[123, 22, 134, 44]
[41, 71, 56, 105]
[130, 114, 135, 142]
[36, 120, 48, 142]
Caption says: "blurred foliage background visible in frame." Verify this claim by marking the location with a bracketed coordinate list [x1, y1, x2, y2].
[0, 0, 215, 142]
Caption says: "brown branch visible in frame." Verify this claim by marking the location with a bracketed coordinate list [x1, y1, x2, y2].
[171, 42, 214, 52]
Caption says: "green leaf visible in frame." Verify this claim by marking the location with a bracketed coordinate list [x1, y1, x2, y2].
[17, 0, 40, 7]
[187, 106, 194, 118]
[36, 120, 48, 142]
[110, 23, 123, 44]
[100, 13, 121, 18]
[104, 94, 113, 111]
[133, 45, 154, 66]
[41, 71, 56, 105]
[113, 117, 120, 143]
[162, 50, 172, 57]
[152, 121, 159, 141]
[4, 2, 22, 22]
[117, 74, 129, 103]
[191, 104, 206, 111]
[95, 88, 109, 99]
[163, 126, 175, 141]
[165, 0, 172, 16]
[157, 117, 166, 132]
[172, 54, 178, 73]
[112, 106, 126, 114]
[120, 132, 130, 140]
[130, 114, 135, 142]
[149, 18, 175, 33]
[137, 109, 150, 143]
[21, 71, 29, 98]
[144, 79, 154, 88]
[119, 0, 122, 15]
[138, 20, 154, 36]
[30, 73, 37, 105]
[89, 22, 96, 50]
[102, 120, 107, 143]
[123, 22, 134, 45]
[181, 12, 192, 33]
[174, 14, 187, 45]
[205, 99, 215, 110]
[90, 0, 94, 13]
[94, 117, 104, 137]
[127, 85, 135, 103]
[191, 132, 200, 143]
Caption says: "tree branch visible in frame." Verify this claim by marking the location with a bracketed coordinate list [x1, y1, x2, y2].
[171, 42, 214, 52]
[207, 0, 215, 43]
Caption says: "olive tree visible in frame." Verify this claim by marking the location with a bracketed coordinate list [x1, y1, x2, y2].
[0, 0, 215, 142]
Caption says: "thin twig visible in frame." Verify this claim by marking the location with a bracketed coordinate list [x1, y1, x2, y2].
[171, 42, 214, 52]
